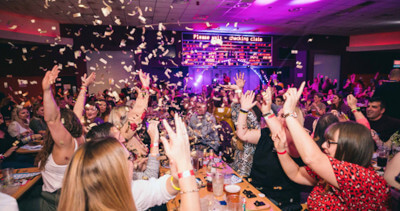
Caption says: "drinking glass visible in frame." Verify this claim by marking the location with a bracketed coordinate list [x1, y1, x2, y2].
[212, 172, 224, 197]
[377, 146, 389, 169]
[2, 168, 14, 186]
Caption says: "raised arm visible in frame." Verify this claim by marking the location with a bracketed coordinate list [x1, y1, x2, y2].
[235, 91, 261, 144]
[161, 114, 200, 211]
[42, 65, 73, 149]
[126, 70, 150, 127]
[273, 129, 317, 186]
[384, 152, 400, 190]
[283, 82, 339, 188]
[73, 72, 96, 123]
[346, 94, 370, 129]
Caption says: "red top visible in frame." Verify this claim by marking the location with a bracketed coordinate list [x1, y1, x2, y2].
[305, 156, 391, 210]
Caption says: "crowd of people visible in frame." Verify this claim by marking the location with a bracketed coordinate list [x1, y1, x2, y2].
[0, 66, 399, 210]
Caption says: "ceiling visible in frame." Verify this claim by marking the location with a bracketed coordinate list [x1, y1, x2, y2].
[0, 0, 400, 36]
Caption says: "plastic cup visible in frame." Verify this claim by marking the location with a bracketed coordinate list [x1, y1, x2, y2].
[227, 195, 243, 211]
[212, 172, 224, 197]
[225, 184, 241, 198]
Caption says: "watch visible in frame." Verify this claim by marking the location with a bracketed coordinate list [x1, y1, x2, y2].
[283, 111, 297, 118]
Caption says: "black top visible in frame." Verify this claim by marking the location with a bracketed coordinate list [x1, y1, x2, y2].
[249, 128, 304, 208]
[369, 115, 400, 142]
[374, 81, 400, 119]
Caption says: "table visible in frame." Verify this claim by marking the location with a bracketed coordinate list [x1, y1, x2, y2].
[164, 165, 280, 211]
[16, 141, 43, 154]
[0, 167, 42, 199]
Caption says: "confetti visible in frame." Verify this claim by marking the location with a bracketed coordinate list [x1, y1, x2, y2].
[22, 55, 27, 61]
[101, 5, 112, 17]
[31, 19, 35, 23]
[9, 25, 18, 30]
[99, 58, 107, 64]
[164, 68, 172, 78]
[59, 47, 66, 55]
[114, 17, 121, 25]
[73, 13, 81, 18]
[119, 39, 126, 47]
[206, 22, 211, 27]
[22, 48, 27, 54]
[185, 26, 193, 31]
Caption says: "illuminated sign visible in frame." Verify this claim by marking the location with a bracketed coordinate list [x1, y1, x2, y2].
[182, 32, 272, 66]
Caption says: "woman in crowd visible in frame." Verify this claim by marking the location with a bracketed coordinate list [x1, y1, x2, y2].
[273, 82, 390, 210]
[328, 93, 351, 118]
[7, 106, 36, 140]
[35, 65, 84, 211]
[29, 103, 47, 135]
[73, 72, 103, 134]
[306, 92, 326, 117]
[97, 99, 110, 122]
[86, 121, 160, 180]
[236, 88, 305, 209]
[58, 115, 200, 211]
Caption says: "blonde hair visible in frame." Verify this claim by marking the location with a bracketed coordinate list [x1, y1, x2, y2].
[58, 137, 136, 211]
[108, 106, 129, 129]
[11, 106, 29, 123]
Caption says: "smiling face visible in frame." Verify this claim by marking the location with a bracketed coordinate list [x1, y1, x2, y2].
[85, 105, 99, 121]
[196, 102, 207, 116]
[313, 94, 322, 103]
[366, 101, 385, 121]
[18, 109, 30, 121]
[97, 101, 107, 113]
[321, 130, 339, 157]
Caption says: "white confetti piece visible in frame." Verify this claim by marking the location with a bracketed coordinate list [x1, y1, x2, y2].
[234, 22, 238, 28]
[73, 13, 81, 18]
[164, 68, 172, 78]
[99, 58, 107, 64]
[22, 48, 27, 54]
[101, 6, 112, 17]
[119, 39, 126, 47]
[59, 47, 66, 55]
[74, 50, 81, 59]
[22, 55, 27, 61]
[138, 16, 146, 24]
[51, 26, 57, 30]
[114, 17, 121, 25]
[185, 26, 193, 31]
[206, 22, 211, 27]
[90, 66, 96, 71]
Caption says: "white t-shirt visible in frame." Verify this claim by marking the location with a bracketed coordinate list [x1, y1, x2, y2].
[131, 174, 175, 211]
[41, 139, 78, 193]
[0, 192, 18, 211]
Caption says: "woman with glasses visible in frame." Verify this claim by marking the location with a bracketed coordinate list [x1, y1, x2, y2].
[273, 82, 390, 210]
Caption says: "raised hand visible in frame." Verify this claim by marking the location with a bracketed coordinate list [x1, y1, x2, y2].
[240, 91, 257, 111]
[220, 84, 240, 91]
[147, 120, 160, 144]
[139, 70, 150, 88]
[81, 72, 96, 87]
[160, 114, 192, 172]
[234, 72, 245, 89]
[282, 82, 305, 114]
[272, 129, 287, 153]
[261, 86, 272, 114]
[346, 94, 357, 109]
[42, 65, 60, 91]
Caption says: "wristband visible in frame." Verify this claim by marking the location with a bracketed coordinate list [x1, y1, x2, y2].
[142, 86, 150, 90]
[170, 176, 181, 191]
[150, 143, 159, 148]
[235, 89, 242, 93]
[239, 108, 249, 114]
[178, 169, 195, 179]
[80, 86, 87, 91]
[0, 154, 5, 160]
[351, 107, 360, 113]
[277, 150, 287, 155]
[262, 112, 274, 119]
[180, 188, 199, 195]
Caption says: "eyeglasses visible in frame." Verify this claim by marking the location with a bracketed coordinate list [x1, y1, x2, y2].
[325, 139, 338, 148]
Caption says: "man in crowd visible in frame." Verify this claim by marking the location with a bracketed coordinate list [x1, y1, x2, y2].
[187, 99, 220, 151]
[367, 97, 400, 143]
[373, 68, 400, 119]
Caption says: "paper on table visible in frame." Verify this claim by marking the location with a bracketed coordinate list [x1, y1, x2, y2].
[20, 145, 43, 150]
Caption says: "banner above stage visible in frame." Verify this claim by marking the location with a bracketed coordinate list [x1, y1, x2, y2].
[182, 32, 272, 67]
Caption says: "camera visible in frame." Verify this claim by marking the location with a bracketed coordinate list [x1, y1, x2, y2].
[395, 173, 400, 184]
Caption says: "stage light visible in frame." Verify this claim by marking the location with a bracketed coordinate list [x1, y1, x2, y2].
[254, 0, 277, 5]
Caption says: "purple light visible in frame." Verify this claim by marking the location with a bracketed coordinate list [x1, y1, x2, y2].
[290, 0, 320, 5]
[254, 0, 277, 5]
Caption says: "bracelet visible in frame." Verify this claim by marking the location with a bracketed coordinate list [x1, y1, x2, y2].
[170, 176, 181, 191]
[0, 154, 5, 160]
[239, 108, 249, 114]
[180, 188, 199, 195]
[80, 86, 87, 91]
[277, 150, 287, 155]
[235, 89, 242, 93]
[150, 143, 159, 148]
[351, 107, 360, 113]
[178, 169, 195, 179]
[142, 86, 150, 90]
[262, 112, 274, 119]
